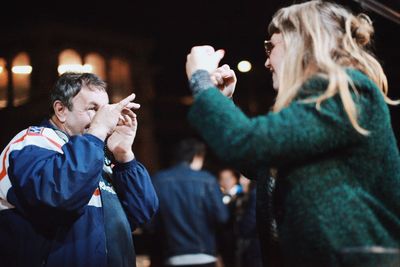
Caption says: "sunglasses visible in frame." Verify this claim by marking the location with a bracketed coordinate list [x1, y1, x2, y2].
[264, 40, 274, 57]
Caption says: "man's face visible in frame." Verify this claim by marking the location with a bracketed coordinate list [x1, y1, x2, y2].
[63, 86, 109, 136]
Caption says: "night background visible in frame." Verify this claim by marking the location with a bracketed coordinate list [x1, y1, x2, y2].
[0, 0, 399, 264]
[0, 0, 399, 173]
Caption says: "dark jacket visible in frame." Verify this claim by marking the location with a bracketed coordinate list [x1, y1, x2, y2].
[152, 163, 229, 259]
[237, 187, 263, 267]
[188, 69, 400, 267]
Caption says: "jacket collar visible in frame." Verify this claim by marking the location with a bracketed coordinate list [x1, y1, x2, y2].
[40, 119, 69, 143]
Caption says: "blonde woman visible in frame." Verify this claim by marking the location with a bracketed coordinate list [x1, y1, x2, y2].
[185, 1, 400, 266]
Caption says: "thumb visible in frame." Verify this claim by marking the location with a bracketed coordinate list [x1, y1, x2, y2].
[214, 49, 225, 64]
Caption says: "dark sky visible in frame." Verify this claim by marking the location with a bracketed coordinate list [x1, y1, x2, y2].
[5, 1, 399, 89]
[15, 0, 394, 96]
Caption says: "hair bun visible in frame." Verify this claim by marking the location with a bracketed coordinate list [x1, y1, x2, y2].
[352, 13, 374, 46]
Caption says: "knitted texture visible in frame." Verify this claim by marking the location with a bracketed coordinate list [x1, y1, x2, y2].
[188, 69, 400, 267]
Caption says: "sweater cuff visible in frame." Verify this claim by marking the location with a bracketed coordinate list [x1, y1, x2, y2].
[189, 70, 214, 96]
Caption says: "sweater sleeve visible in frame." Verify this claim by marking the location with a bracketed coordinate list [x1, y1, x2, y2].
[188, 86, 367, 172]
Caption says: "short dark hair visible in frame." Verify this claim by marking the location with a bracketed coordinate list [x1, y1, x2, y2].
[218, 168, 241, 181]
[50, 72, 107, 114]
[174, 138, 206, 163]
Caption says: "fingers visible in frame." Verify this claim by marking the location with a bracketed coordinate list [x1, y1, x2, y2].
[188, 45, 221, 63]
[110, 94, 140, 127]
[213, 72, 224, 85]
[112, 94, 139, 125]
[214, 64, 234, 77]
[221, 64, 230, 71]
[225, 69, 237, 82]
[122, 108, 137, 119]
[118, 114, 125, 122]
[221, 68, 237, 86]
[118, 108, 137, 125]
[125, 102, 141, 110]
[211, 64, 235, 85]
[210, 75, 218, 86]
[116, 93, 137, 111]
[122, 113, 132, 126]
[191, 45, 215, 54]
[220, 64, 234, 78]
[214, 49, 225, 63]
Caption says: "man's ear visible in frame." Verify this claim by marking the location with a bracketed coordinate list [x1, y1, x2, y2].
[53, 100, 68, 123]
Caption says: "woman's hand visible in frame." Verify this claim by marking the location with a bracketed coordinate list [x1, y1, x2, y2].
[210, 64, 237, 98]
[186, 45, 225, 79]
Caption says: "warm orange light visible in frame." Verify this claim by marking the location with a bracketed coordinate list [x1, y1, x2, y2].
[85, 53, 106, 79]
[12, 53, 31, 106]
[109, 57, 132, 102]
[0, 59, 6, 108]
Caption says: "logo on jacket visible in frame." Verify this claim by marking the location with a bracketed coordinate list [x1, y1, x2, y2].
[99, 181, 116, 194]
[28, 126, 44, 135]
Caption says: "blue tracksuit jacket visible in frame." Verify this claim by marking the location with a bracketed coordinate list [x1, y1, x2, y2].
[0, 123, 158, 267]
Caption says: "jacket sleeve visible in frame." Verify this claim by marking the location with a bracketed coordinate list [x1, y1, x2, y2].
[4, 128, 104, 221]
[112, 160, 159, 230]
[188, 87, 371, 172]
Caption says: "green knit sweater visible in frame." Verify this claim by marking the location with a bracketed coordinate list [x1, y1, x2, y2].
[188, 69, 400, 267]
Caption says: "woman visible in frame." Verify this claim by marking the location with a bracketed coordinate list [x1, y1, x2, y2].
[185, 1, 400, 266]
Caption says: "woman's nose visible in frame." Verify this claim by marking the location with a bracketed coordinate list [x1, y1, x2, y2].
[265, 58, 271, 69]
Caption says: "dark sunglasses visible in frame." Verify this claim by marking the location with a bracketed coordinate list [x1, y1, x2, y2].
[264, 40, 274, 57]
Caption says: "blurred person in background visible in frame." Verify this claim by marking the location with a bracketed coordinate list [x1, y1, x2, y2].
[152, 138, 229, 267]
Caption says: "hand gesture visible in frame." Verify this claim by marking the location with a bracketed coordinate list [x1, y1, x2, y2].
[88, 93, 140, 141]
[210, 64, 237, 98]
[107, 108, 138, 163]
[186, 45, 225, 79]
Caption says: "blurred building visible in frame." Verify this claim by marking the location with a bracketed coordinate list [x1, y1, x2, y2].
[0, 24, 160, 172]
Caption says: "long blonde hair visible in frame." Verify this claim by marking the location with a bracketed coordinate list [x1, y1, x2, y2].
[268, 0, 398, 135]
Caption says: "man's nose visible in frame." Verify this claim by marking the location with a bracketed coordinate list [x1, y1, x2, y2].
[88, 110, 96, 120]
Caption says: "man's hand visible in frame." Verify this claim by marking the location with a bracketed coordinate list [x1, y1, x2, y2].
[107, 108, 138, 163]
[210, 64, 237, 98]
[87, 93, 140, 141]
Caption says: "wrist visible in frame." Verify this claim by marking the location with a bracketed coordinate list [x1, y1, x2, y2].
[114, 151, 135, 163]
[189, 70, 214, 96]
[87, 125, 108, 141]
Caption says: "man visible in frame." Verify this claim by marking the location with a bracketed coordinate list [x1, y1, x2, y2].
[0, 72, 159, 267]
[152, 138, 229, 267]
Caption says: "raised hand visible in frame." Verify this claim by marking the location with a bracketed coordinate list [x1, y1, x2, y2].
[87, 93, 140, 141]
[210, 64, 237, 98]
[107, 108, 138, 163]
[186, 45, 225, 79]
